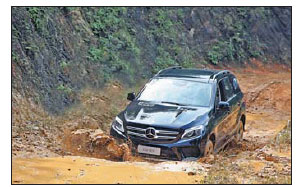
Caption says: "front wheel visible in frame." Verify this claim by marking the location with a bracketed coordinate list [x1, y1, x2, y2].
[203, 139, 214, 157]
[235, 120, 244, 142]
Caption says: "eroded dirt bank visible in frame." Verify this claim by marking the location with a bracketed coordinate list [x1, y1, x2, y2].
[12, 65, 291, 184]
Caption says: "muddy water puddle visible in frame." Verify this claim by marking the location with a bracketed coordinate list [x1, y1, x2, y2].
[12, 156, 204, 184]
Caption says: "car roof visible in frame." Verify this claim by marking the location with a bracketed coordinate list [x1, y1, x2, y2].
[155, 66, 231, 82]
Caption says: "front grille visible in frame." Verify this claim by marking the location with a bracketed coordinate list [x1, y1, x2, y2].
[126, 125, 180, 142]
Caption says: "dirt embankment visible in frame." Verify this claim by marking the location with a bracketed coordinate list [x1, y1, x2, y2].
[12, 65, 291, 184]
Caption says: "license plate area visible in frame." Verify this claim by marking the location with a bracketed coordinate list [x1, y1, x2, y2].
[137, 145, 161, 156]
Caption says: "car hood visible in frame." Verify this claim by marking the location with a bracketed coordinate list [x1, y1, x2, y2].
[124, 101, 210, 129]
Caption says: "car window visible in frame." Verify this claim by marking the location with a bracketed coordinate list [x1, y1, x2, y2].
[230, 76, 240, 93]
[219, 77, 234, 101]
[233, 78, 238, 90]
[137, 78, 212, 107]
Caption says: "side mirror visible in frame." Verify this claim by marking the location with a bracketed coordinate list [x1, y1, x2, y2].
[127, 92, 136, 101]
[218, 101, 230, 111]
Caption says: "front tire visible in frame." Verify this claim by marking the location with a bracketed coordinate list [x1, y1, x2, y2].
[204, 139, 214, 157]
[235, 120, 244, 142]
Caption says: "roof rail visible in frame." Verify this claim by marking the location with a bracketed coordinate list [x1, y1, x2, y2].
[155, 66, 182, 76]
[210, 70, 230, 80]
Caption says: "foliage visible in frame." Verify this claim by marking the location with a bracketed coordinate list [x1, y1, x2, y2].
[206, 8, 270, 64]
[57, 84, 72, 94]
[146, 8, 188, 72]
[60, 60, 69, 69]
[89, 7, 127, 36]
[152, 47, 178, 73]
[27, 7, 47, 33]
[12, 51, 19, 62]
[86, 7, 139, 80]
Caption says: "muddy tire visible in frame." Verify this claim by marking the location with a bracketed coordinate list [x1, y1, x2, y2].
[204, 140, 214, 157]
[235, 120, 244, 142]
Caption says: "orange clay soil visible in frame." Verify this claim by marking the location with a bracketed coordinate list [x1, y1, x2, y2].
[12, 156, 203, 184]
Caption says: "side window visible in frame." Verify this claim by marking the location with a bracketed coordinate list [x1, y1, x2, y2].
[219, 77, 234, 101]
[230, 76, 240, 93]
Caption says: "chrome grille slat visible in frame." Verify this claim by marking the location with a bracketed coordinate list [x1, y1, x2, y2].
[155, 135, 176, 139]
[126, 126, 146, 132]
[127, 130, 176, 140]
[157, 130, 179, 135]
[126, 125, 179, 141]
[127, 131, 146, 138]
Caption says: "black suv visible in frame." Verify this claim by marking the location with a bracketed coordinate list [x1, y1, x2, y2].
[110, 67, 246, 160]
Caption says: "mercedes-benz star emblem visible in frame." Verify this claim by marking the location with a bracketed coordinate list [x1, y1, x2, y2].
[145, 127, 156, 139]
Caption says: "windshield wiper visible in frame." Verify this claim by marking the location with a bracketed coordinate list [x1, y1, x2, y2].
[161, 101, 186, 106]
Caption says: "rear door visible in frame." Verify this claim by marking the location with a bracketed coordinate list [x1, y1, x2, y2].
[228, 75, 243, 136]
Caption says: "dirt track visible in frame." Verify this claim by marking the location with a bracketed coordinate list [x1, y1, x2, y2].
[12, 66, 291, 184]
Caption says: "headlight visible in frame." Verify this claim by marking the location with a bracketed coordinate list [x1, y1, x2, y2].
[112, 116, 124, 132]
[181, 125, 205, 140]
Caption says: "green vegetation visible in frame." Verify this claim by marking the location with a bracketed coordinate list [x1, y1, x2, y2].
[85, 8, 139, 80]
[152, 47, 177, 73]
[60, 60, 69, 69]
[27, 7, 47, 34]
[12, 51, 19, 62]
[145, 8, 195, 72]
[86, 8, 194, 75]
[57, 84, 72, 94]
[88, 7, 127, 36]
[206, 8, 270, 65]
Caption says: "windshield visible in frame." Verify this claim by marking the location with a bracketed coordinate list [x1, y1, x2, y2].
[137, 78, 212, 107]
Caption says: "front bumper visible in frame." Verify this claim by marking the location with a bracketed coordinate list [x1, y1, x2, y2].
[110, 126, 206, 160]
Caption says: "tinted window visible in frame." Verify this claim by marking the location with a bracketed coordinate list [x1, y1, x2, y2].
[233, 78, 238, 90]
[219, 77, 234, 101]
[137, 78, 212, 107]
[230, 76, 240, 93]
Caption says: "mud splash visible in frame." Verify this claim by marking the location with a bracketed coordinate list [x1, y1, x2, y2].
[62, 128, 141, 162]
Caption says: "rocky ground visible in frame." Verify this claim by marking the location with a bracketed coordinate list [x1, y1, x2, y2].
[12, 64, 291, 184]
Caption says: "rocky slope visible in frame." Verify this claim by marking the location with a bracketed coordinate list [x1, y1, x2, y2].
[12, 7, 291, 114]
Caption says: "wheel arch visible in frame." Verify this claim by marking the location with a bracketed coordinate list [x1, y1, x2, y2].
[209, 133, 216, 146]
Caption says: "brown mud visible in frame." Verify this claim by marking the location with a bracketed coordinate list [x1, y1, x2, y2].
[12, 64, 291, 184]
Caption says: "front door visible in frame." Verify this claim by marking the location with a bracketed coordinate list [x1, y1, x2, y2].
[214, 77, 236, 150]
[213, 82, 230, 150]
